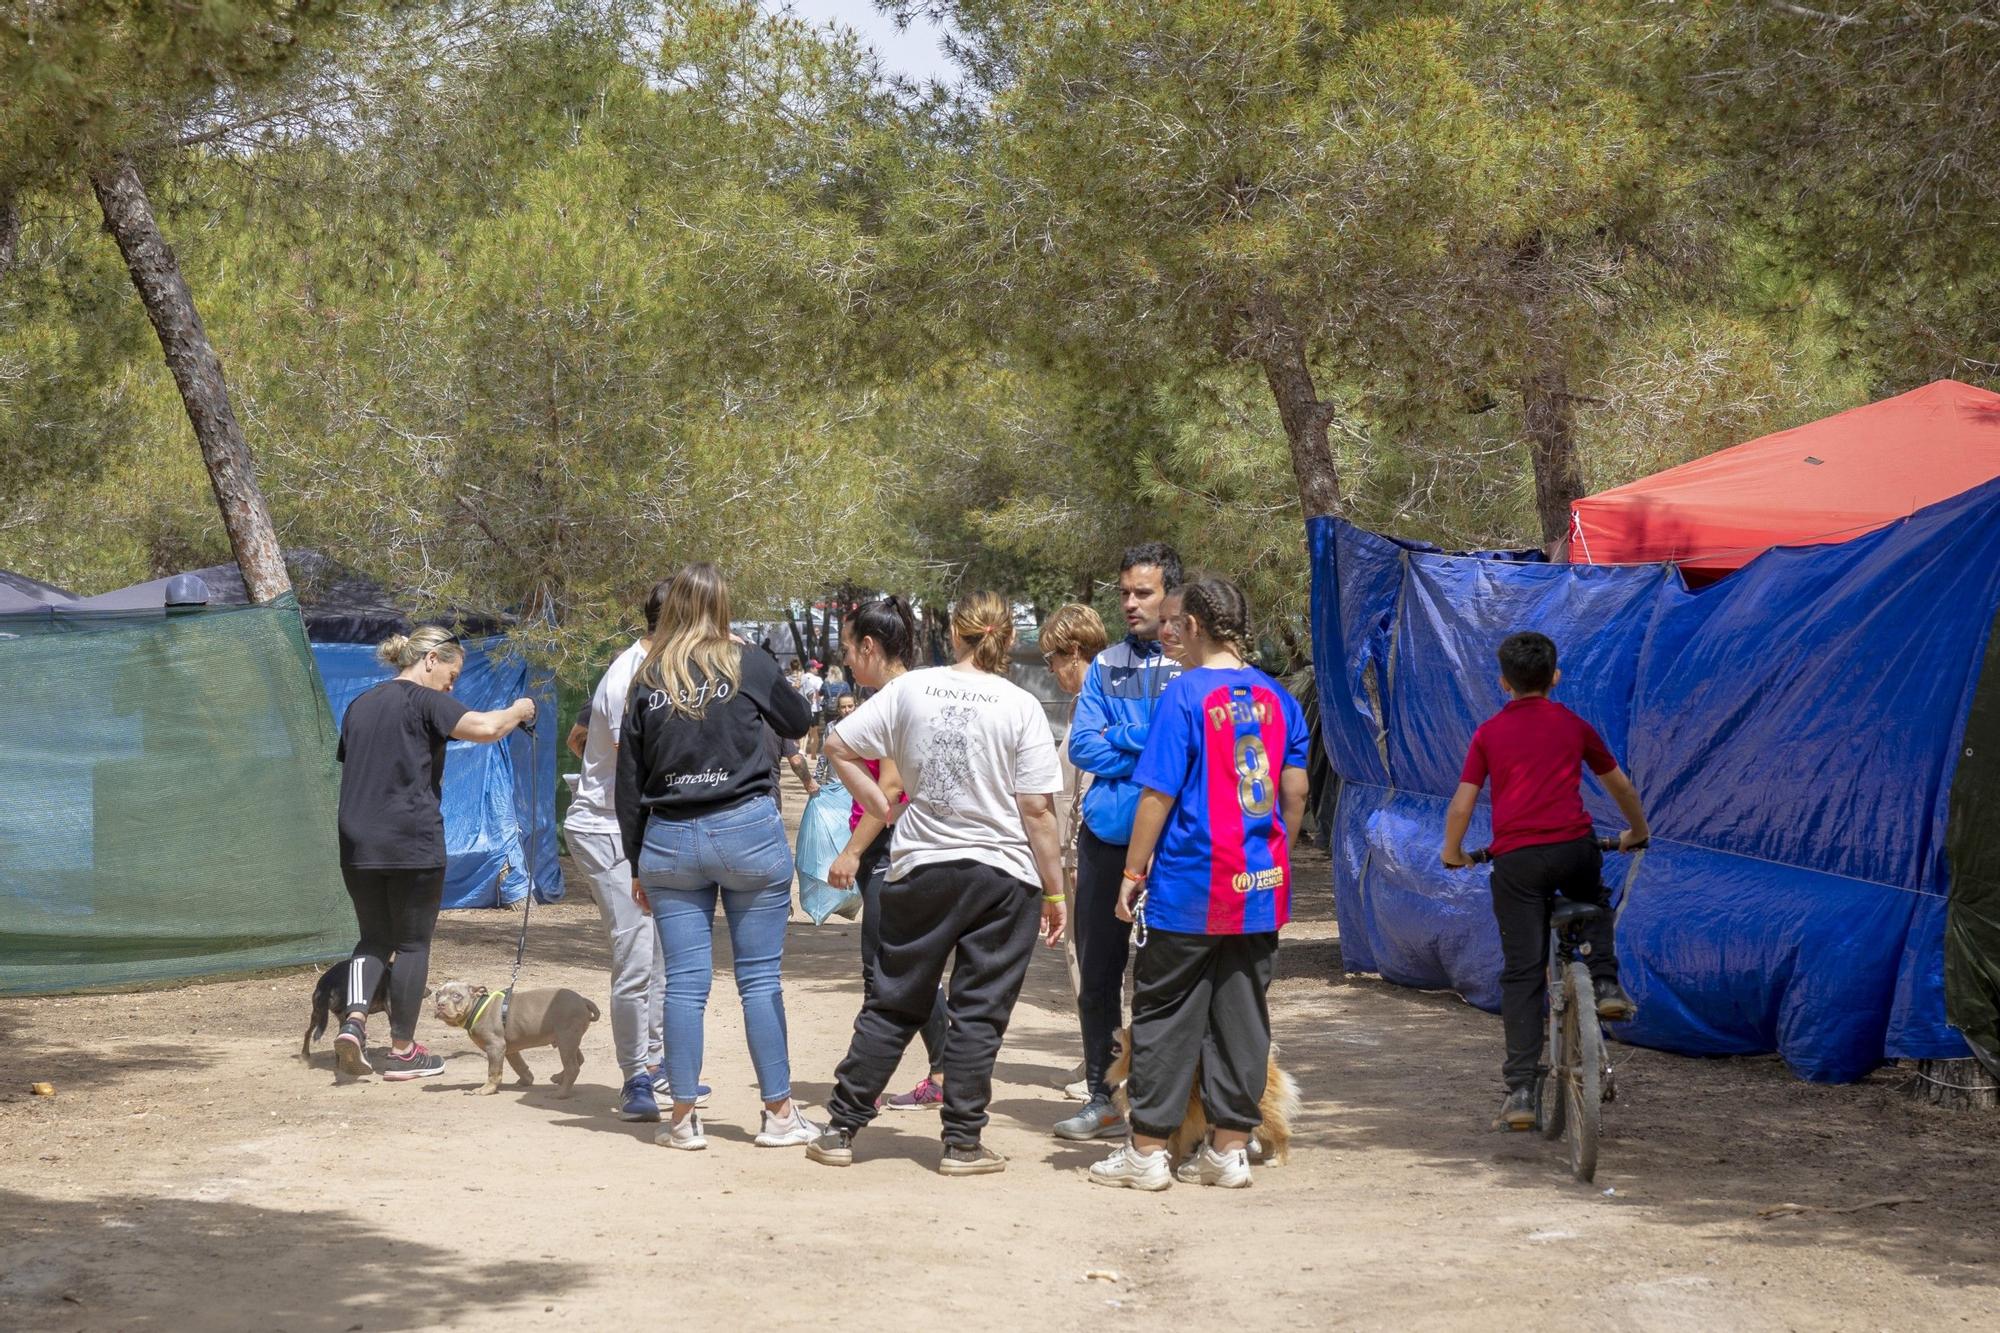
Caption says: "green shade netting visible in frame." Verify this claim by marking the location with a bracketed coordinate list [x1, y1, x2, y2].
[0, 595, 351, 993]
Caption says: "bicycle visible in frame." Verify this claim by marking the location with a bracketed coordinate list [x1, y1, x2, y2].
[1463, 835, 1645, 1184]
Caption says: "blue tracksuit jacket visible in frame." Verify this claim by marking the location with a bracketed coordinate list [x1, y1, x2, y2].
[1067, 634, 1183, 845]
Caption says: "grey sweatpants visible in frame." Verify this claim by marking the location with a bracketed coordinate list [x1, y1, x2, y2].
[1126, 928, 1277, 1138]
[567, 825, 665, 1079]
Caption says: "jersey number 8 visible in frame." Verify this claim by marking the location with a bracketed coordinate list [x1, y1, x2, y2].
[1234, 735, 1276, 817]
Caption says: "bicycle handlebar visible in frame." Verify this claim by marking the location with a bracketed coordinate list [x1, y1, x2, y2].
[1458, 834, 1648, 867]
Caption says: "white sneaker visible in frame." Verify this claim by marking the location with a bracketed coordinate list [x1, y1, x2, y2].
[1063, 1078, 1091, 1102]
[1088, 1142, 1172, 1192]
[655, 1111, 707, 1151]
[754, 1104, 821, 1148]
[1175, 1142, 1252, 1188]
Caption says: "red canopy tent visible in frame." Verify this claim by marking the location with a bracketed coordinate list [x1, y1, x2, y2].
[1568, 379, 2000, 580]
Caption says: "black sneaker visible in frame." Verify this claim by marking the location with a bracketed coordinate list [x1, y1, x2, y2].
[1593, 976, 1637, 1021]
[805, 1127, 854, 1167]
[1496, 1086, 1535, 1131]
[380, 1042, 446, 1081]
[334, 1019, 372, 1077]
[939, 1144, 1006, 1177]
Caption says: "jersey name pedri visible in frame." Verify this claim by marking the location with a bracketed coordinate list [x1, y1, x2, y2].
[1130, 666, 1309, 935]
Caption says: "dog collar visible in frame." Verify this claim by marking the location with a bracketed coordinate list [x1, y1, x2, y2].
[466, 988, 507, 1031]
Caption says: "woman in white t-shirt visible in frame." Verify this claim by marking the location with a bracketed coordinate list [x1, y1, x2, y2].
[806, 592, 1070, 1177]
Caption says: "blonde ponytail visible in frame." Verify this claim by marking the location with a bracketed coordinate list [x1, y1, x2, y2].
[951, 591, 1014, 675]
[377, 626, 463, 670]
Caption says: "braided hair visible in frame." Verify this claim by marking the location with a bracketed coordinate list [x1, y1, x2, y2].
[1178, 576, 1254, 659]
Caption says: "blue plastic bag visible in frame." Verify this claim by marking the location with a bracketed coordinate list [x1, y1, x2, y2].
[795, 779, 862, 924]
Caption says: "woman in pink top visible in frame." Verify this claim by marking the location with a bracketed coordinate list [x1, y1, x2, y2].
[825, 595, 946, 1110]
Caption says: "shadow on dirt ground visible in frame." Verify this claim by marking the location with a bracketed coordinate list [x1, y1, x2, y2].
[0, 1186, 584, 1331]
[0, 1003, 211, 1096]
[1265, 877, 1999, 1292]
[3, 831, 1993, 1330]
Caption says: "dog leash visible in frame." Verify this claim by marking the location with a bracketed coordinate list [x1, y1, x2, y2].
[507, 699, 540, 1010]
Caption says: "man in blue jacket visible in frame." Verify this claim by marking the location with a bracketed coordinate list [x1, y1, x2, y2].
[1055, 541, 1185, 1141]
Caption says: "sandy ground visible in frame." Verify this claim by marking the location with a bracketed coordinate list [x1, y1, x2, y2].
[4, 787, 1998, 1332]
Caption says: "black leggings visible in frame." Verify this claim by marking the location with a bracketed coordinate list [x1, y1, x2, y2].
[859, 841, 947, 1075]
[342, 866, 445, 1043]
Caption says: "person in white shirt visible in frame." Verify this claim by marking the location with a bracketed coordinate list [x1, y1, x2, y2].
[563, 581, 676, 1124]
[806, 592, 1069, 1177]
[798, 660, 826, 753]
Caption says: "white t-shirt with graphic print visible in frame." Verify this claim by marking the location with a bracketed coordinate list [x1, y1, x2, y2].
[832, 665, 1063, 888]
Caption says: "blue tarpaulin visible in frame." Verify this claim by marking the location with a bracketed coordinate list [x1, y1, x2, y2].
[1310, 476, 2000, 1081]
[313, 637, 562, 908]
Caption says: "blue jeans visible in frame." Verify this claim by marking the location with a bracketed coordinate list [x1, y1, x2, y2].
[638, 796, 795, 1104]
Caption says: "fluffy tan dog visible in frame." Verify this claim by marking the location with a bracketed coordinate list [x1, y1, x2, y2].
[1107, 1026, 1300, 1166]
[431, 980, 599, 1096]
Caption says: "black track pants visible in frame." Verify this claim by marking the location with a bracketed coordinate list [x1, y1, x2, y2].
[858, 843, 948, 1075]
[1489, 837, 1619, 1090]
[1072, 825, 1133, 1100]
[827, 859, 1041, 1148]
[1126, 928, 1277, 1138]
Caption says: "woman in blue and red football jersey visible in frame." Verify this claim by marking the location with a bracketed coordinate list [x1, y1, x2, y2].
[1088, 577, 1310, 1191]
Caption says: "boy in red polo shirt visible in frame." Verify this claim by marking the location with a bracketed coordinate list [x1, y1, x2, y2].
[1441, 631, 1649, 1131]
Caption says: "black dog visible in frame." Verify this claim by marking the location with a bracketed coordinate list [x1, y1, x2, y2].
[301, 960, 391, 1058]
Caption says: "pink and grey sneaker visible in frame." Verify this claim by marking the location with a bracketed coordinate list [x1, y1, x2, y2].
[380, 1042, 445, 1081]
[882, 1076, 944, 1112]
[334, 1018, 372, 1078]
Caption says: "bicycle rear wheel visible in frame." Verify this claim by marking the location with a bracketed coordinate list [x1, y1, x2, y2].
[1562, 960, 1602, 1183]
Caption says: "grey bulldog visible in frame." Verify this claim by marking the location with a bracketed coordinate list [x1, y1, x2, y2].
[431, 979, 599, 1096]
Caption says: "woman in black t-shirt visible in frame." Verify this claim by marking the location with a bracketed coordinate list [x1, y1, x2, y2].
[333, 625, 536, 1082]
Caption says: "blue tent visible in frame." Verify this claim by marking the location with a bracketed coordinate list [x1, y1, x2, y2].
[313, 639, 559, 909]
[1310, 476, 2000, 1082]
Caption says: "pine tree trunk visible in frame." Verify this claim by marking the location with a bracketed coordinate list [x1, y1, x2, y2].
[1522, 366, 1584, 551]
[782, 605, 809, 667]
[1256, 321, 1343, 520]
[1514, 229, 1586, 552]
[90, 160, 291, 602]
[0, 189, 19, 280]
[1909, 1057, 2000, 1111]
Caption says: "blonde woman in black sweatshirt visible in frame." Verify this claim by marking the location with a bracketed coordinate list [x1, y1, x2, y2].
[615, 564, 816, 1152]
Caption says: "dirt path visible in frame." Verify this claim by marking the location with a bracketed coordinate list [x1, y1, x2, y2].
[4, 792, 1997, 1331]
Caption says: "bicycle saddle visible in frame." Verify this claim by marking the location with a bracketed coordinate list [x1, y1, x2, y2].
[1550, 900, 1604, 931]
